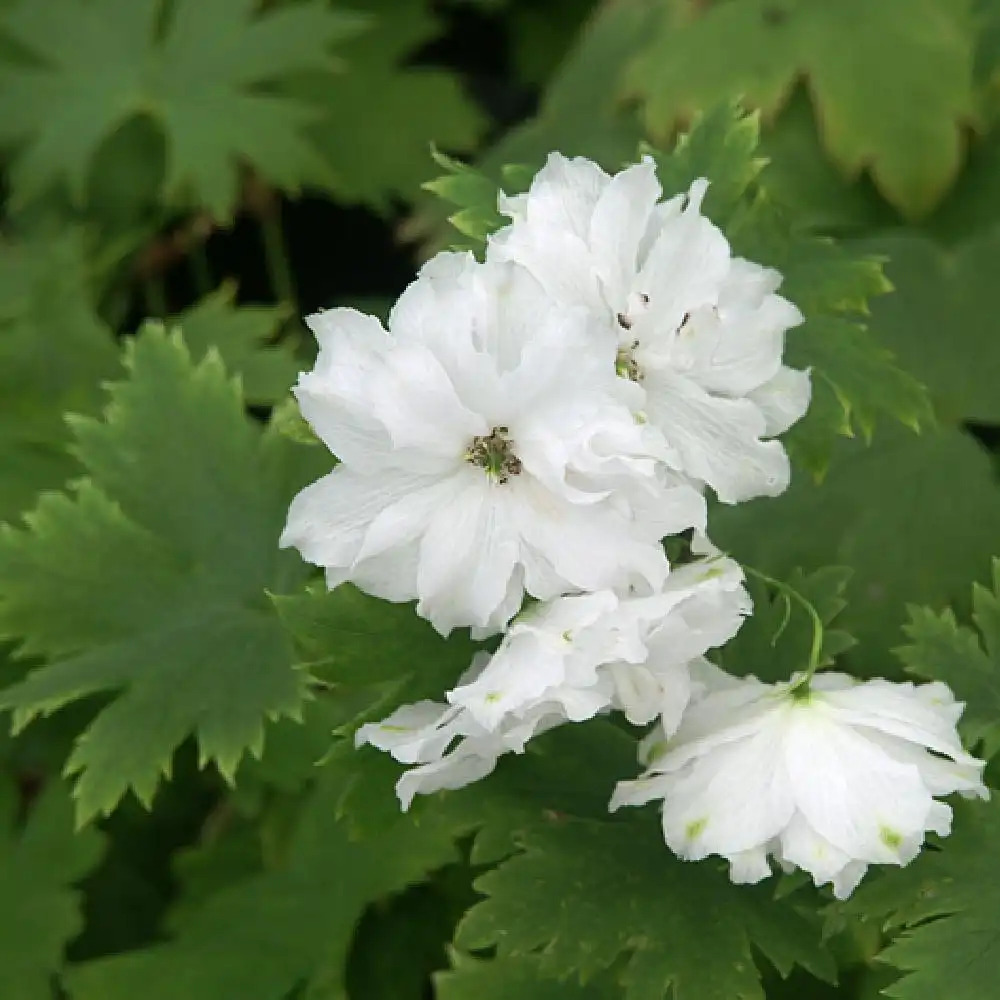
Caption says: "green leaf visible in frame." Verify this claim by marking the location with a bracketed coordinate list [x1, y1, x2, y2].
[292, 0, 485, 212]
[727, 194, 930, 473]
[645, 102, 766, 225]
[436, 953, 623, 1000]
[347, 863, 478, 1000]
[456, 814, 835, 1000]
[411, 0, 652, 252]
[0, 330, 319, 822]
[922, 127, 1000, 242]
[169, 284, 299, 406]
[859, 229, 1000, 424]
[273, 584, 482, 725]
[481, 0, 651, 172]
[627, 0, 979, 217]
[897, 559, 1000, 758]
[423, 149, 507, 249]
[0, 0, 364, 216]
[756, 88, 899, 235]
[844, 798, 1000, 1000]
[0, 778, 104, 1000]
[0, 232, 118, 446]
[65, 762, 464, 1000]
[0, 231, 119, 522]
[712, 424, 1000, 677]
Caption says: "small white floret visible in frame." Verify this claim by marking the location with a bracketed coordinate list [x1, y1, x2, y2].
[611, 672, 987, 898]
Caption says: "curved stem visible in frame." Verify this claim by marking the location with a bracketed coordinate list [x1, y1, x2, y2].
[742, 565, 825, 687]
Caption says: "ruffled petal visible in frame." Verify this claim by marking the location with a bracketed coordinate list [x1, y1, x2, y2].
[644, 369, 790, 502]
[748, 366, 812, 437]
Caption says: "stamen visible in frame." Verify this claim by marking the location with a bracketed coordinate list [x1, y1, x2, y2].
[466, 426, 522, 483]
[615, 340, 643, 382]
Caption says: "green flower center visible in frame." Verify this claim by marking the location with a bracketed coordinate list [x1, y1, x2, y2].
[616, 340, 643, 382]
[466, 426, 522, 484]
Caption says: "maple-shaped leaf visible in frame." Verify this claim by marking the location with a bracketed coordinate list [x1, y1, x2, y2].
[896, 559, 1000, 759]
[436, 954, 622, 1000]
[0, 330, 325, 823]
[722, 181, 931, 473]
[169, 284, 299, 406]
[0, 778, 104, 1000]
[408, 0, 651, 254]
[626, 0, 979, 217]
[711, 423, 1000, 678]
[0, 0, 363, 217]
[859, 229, 1000, 424]
[843, 798, 1000, 1000]
[478, 0, 650, 176]
[0, 232, 119, 521]
[288, 0, 484, 212]
[273, 584, 481, 724]
[456, 813, 835, 1000]
[650, 104, 929, 473]
[65, 761, 466, 1000]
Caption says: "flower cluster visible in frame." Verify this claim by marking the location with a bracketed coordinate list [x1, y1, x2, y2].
[282, 153, 986, 897]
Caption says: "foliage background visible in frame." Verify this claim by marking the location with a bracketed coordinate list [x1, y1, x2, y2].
[1, 1, 999, 998]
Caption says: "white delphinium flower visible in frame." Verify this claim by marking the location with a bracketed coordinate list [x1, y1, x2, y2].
[610, 672, 988, 898]
[357, 554, 751, 810]
[449, 552, 751, 736]
[355, 661, 568, 811]
[489, 153, 811, 503]
[281, 252, 705, 636]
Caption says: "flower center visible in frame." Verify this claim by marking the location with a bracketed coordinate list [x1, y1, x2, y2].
[466, 426, 522, 484]
[615, 340, 643, 382]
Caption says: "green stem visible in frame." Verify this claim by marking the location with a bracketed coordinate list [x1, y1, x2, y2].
[142, 275, 168, 320]
[742, 565, 825, 687]
[259, 203, 297, 310]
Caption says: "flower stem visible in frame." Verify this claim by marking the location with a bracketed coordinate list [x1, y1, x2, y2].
[742, 565, 825, 687]
[259, 202, 297, 310]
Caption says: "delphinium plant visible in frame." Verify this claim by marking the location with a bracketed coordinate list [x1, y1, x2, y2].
[0, 3, 999, 1000]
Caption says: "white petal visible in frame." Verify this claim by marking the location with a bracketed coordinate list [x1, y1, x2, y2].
[634, 182, 732, 334]
[659, 723, 795, 861]
[749, 366, 812, 437]
[727, 845, 774, 885]
[395, 744, 500, 811]
[778, 811, 861, 895]
[296, 309, 394, 464]
[644, 369, 790, 502]
[281, 466, 436, 575]
[355, 701, 460, 763]
[512, 477, 669, 597]
[588, 157, 661, 309]
[416, 473, 521, 634]
[784, 708, 934, 863]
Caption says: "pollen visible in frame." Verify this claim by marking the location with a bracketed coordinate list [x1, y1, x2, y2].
[466, 426, 522, 483]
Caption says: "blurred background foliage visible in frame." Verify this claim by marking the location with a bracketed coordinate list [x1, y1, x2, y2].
[1, 1, 1000, 998]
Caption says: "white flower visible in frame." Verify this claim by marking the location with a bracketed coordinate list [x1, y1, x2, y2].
[489, 153, 810, 503]
[357, 553, 752, 812]
[355, 670, 565, 811]
[280, 252, 704, 636]
[449, 552, 751, 736]
[610, 672, 988, 898]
